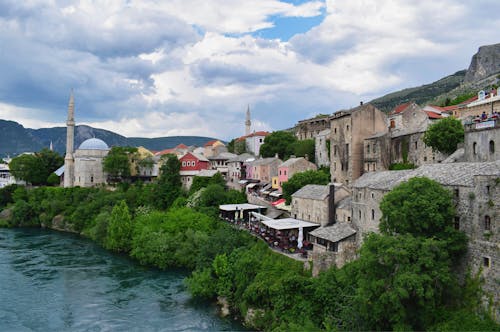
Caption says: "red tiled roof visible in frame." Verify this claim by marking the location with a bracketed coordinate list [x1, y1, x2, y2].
[204, 140, 217, 147]
[390, 102, 412, 115]
[155, 148, 176, 156]
[175, 143, 188, 149]
[248, 131, 270, 137]
[424, 111, 442, 119]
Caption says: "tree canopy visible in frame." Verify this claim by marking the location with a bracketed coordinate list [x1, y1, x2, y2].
[282, 169, 330, 204]
[8, 149, 63, 185]
[423, 117, 464, 154]
[155, 154, 182, 209]
[102, 146, 138, 182]
[259, 131, 297, 159]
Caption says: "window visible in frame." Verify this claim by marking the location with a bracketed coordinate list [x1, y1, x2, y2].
[373, 144, 377, 153]
[279, 170, 281, 175]
[90, 176, 94, 183]
[347, 216, 351, 222]
[371, 192, 374, 199]
[483, 257, 491, 268]
[414, 141, 418, 149]
[473, 142, 477, 155]
[367, 145, 370, 154]
[259, 138, 263, 143]
[346, 125, 350, 131]
[371, 209, 375, 220]
[454, 189, 459, 198]
[390, 120, 395, 128]
[358, 210, 361, 219]
[182, 161, 186, 166]
[334, 145, 338, 156]
[329, 242, 339, 252]
[490, 140, 495, 154]
[424, 156, 427, 161]
[484, 215, 491, 231]
[454, 217, 460, 230]
[486, 185, 490, 195]
[346, 143, 349, 152]
[334, 127, 337, 134]
[333, 162, 336, 171]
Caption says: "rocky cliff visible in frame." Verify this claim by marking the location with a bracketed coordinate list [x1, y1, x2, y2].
[464, 43, 500, 83]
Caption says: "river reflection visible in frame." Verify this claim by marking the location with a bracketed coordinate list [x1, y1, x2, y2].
[0, 228, 244, 331]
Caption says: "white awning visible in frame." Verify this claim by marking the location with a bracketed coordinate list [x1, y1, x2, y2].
[262, 190, 271, 195]
[269, 192, 282, 198]
[238, 180, 248, 184]
[219, 203, 266, 211]
[260, 218, 319, 230]
[246, 183, 258, 189]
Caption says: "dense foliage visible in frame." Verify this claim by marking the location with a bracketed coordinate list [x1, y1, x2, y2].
[423, 117, 464, 155]
[102, 146, 138, 182]
[8, 148, 63, 185]
[282, 168, 330, 204]
[0, 173, 497, 331]
[259, 131, 297, 159]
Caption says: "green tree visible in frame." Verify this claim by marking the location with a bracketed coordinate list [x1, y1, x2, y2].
[8, 149, 63, 185]
[155, 154, 182, 209]
[227, 138, 247, 154]
[105, 200, 133, 252]
[282, 169, 330, 204]
[293, 139, 315, 163]
[103, 146, 138, 182]
[260, 131, 297, 159]
[423, 117, 464, 154]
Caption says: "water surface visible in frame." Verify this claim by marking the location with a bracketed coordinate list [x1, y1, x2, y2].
[0, 228, 243, 331]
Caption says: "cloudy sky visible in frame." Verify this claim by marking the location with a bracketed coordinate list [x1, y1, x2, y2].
[0, 0, 499, 140]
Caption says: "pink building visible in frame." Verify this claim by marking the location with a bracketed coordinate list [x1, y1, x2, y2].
[277, 157, 317, 191]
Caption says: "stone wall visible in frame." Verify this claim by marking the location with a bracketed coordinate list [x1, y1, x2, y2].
[391, 132, 446, 166]
[310, 238, 357, 276]
[291, 197, 328, 225]
[464, 121, 500, 162]
[315, 130, 330, 167]
[296, 116, 331, 140]
[74, 149, 108, 187]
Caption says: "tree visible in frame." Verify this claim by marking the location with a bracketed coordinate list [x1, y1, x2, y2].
[282, 169, 330, 204]
[380, 177, 467, 258]
[423, 117, 464, 154]
[155, 154, 182, 209]
[293, 139, 315, 163]
[260, 131, 297, 159]
[103, 146, 138, 182]
[105, 200, 133, 252]
[8, 149, 63, 185]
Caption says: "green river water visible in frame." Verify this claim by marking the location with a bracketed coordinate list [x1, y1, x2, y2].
[0, 228, 245, 331]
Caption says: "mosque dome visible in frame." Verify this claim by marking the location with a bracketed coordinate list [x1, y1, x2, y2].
[78, 138, 109, 150]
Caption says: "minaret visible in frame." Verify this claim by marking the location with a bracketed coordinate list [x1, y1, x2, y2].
[49, 141, 53, 151]
[245, 105, 251, 136]
[64, 91, 75, 188]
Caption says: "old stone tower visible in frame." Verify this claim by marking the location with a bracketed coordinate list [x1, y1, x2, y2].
[245, 105, 251, 136]
[64, 91, 75, 188]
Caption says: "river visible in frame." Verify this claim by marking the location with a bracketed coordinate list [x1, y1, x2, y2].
[0, 228, 244, 331]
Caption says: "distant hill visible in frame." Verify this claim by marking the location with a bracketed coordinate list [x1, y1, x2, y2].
[0, 120, 221, 158]
[370, 42, 500, 112]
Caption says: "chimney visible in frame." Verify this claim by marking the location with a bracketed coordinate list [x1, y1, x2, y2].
[327, 183, 336, 226]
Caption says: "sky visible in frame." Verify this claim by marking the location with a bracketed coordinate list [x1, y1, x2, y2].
[0, 0, 499, 140]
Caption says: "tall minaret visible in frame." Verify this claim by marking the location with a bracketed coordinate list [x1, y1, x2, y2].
[245, 105, 251, 136]
[64, 91, 75, 188]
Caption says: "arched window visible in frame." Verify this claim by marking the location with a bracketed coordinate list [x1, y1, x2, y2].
[473, 142, 477, 155]
[490, 140, 495, 154]
[371, 209, 375, 220]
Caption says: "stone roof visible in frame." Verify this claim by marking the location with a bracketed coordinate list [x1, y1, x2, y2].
[252, 157, 281, 166]
[354, 160, 500, 190]
[309, 223, 356, 243]
[280, 157, 307, 168]
[336, 196, 351, 210]
[209, 152, 237, 160]
[227, 153, 254, 163]
[197, 169, 219, 177]
[292, 184, 329, 200]
[366, 131, 388, 140]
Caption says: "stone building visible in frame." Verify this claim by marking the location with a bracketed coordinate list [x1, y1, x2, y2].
[351, 161, 500, 315]
[295, 115, 331, 140]
[73, 138, 110, 187]
[227, 153, 254, 183]
[249, 157, 282, 183]
[208, 152, 237, 180]
[277, 157, 317, 191]
[315, 129, 331, 168]
[330, 103, 388, 186]
[363, 132, 391, 173]
[290, 183, 349, 226]
[464, 119, 499, 162]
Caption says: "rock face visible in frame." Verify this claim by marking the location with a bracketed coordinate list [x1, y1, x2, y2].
[464, 43, 500, 83]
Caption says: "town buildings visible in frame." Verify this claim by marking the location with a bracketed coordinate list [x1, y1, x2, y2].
[277, 157, 317, 192]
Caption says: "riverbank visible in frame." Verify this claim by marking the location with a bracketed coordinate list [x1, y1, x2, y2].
[1, 184, 498, 331]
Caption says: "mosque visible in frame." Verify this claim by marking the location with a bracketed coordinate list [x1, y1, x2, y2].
[63, 92, 110, 187]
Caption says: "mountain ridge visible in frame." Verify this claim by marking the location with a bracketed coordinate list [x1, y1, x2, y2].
[0, 119, 221, 158]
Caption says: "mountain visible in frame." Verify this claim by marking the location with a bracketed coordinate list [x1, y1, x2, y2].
[0, 120, 221, 158]
[370, 42, 500, 112]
